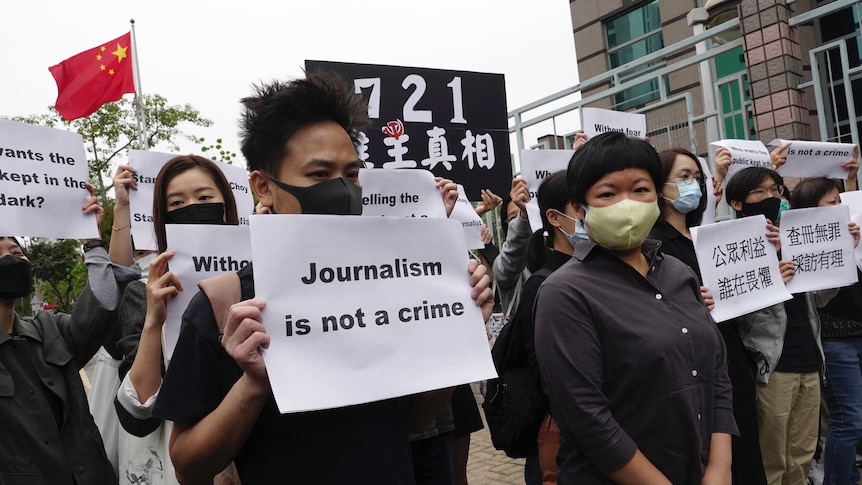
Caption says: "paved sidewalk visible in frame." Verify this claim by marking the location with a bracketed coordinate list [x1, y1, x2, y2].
[465, 384, 526, 485]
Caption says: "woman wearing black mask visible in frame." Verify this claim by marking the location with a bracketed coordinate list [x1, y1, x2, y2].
[0, 191, 136, 485]
[724, 166, 836, 485]
[111, 155, 239, 485]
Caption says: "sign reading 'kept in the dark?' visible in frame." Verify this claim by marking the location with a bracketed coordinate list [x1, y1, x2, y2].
[305, 60, 511, 200]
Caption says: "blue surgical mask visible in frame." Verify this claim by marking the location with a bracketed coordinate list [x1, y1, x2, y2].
[553, 209, 588, 246]
[664, 181, 702, 214]
[776, 199, 790, 223]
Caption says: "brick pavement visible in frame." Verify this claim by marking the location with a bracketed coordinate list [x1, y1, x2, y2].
[465, 383, 526, 485]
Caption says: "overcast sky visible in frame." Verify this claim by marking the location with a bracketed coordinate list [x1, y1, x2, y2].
[1, 0, 579, 165]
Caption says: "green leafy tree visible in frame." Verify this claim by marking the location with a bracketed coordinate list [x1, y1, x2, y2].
[200, 137, 238, 165]
[27, 239, 86, 314]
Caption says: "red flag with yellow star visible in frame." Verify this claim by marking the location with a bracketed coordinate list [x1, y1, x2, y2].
[49, 32, 135, 121]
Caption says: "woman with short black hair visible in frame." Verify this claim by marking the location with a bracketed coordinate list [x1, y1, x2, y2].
[534, 132, 736, 484]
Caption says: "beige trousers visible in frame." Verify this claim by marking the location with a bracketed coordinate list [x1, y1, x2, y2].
[756, 371, 821, 485]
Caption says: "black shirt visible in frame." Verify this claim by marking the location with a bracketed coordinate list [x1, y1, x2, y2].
[153, 264, 414, 484]
[775, 295, 821, 373]
[534, 240, 737, 484]
[649, 219, 701, 283]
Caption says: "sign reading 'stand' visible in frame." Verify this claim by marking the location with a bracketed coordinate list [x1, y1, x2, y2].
[128, 150, 254, 250]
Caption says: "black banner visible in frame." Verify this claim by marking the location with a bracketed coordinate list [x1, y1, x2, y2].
[305, 60, 512, 200]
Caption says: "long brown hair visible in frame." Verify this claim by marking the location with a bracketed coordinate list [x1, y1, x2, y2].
[152, 155, 239, 252]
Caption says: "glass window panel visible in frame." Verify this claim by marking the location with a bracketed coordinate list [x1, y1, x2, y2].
[606, 0, 661, 49]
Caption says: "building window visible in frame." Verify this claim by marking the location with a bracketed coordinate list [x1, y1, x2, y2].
[814, 3, 862, 142]
[605, 1, 664, 110]
[714, 47, 756, 140]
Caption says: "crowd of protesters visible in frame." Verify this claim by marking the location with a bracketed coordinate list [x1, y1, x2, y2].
[3, 70, 862, 485]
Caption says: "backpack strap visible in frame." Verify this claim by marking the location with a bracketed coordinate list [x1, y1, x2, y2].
[198, 272, 242, 333]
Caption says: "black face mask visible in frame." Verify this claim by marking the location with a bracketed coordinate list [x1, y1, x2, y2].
[0, 255, 33, 299]
[266, 176, 362, 215]
[742, 197, 781, 222]
[165, 202, 226, 225]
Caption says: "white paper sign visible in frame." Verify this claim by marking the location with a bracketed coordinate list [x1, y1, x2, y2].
[0, 119, 97, 239]
[250, 214, 497, 413]
[520, 149, 574, 232]
[582, 107, 647, 140]
[693, 215, 792, 322]
[769, 139, 855, 179]
[841, 190, 862, 218]
[841, 191, 862, 272]
[779, 205, 858, 292]
[699, 156, 718, 225]
[128, 150, 254, 250]
[448, 184, 485, 249]
[163, 224, 252, 358]
[358, 168, 446, 218]
[711, 139, 772, 182]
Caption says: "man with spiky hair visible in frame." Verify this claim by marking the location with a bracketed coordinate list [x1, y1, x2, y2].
[153, 71, 493, 484]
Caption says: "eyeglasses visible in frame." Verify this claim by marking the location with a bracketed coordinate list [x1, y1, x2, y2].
[748, 185, 785, 200]
[675, 172, 705, 185]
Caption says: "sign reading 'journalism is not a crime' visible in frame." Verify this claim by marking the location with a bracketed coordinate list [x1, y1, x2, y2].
[305, 60, 511, 200]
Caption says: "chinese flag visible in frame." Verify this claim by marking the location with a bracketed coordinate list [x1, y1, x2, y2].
[49, 32, 135, 121]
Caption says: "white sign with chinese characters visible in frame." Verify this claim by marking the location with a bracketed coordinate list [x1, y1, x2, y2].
[358, 168, 447, 218]
[769, 139, 855, 179]
[520, 149, 575, 232]
[448, 184, 485, 249]
[779, 205, 858, 293]
[128, 150, 254, 250]
[710, 139, 772, 182]
[251, 214, 496, 413]
[693, 215, 792, 322]
[582, 107, 647, 140]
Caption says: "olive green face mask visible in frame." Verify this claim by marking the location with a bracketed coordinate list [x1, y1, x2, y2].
[583, 199, 660, 251]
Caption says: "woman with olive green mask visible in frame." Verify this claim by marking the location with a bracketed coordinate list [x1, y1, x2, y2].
[534, 132, 736, 485]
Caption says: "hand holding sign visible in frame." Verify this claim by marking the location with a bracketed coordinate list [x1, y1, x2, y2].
[145, 251, 182, 327]
[436, 177, 458, 217]
[770, 142, 791, 171]
[81, 183, 104, 239]
[475, 189, 502, 217]
[711, 140, 772, 182]
[251, 215, 495, 413]
[467, 258, 493, 323]
[510, 177, 530, 217]
[693, 215, 792, 322]
[844, 146, 860, 189]
[113, 164, 137, 207]
[769, 139, 857, 179]
[222, 298, 271, 390]
[714, 148, 731, 186]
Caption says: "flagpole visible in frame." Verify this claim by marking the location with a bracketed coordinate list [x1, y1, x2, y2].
[130, 19, 148, 149]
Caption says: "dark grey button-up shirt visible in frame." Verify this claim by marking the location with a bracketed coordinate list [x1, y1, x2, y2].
[534, 240, 737, 485]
